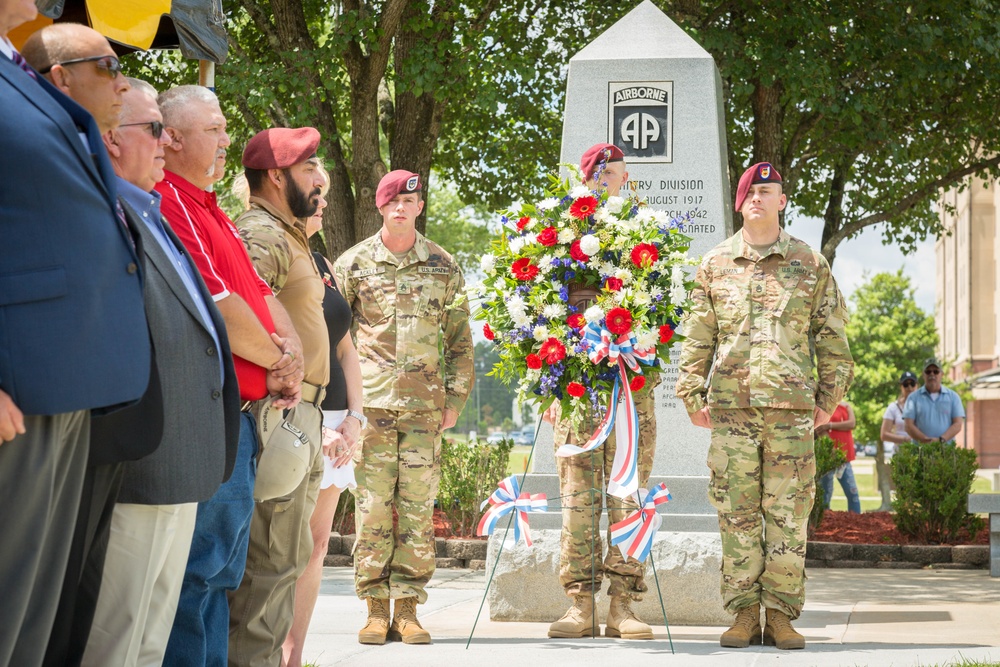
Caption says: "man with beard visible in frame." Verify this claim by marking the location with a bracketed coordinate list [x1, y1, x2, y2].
[232, 127, 330, 667]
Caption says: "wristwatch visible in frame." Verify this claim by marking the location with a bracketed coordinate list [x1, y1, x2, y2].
[347, 409, 368, 429]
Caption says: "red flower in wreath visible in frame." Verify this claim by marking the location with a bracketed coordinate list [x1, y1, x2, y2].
[659, 324, 675, 344]
[511, 257, 539, 281]
[629, 376, 646, 392]
[566, 313, 585, 330]
[539, 337, 566, 365]
[604, 276, 623, 292]
[569, 239, 590, 262]
[567, 382, 586, 398]
[516, 216, 531, 230]
[537, 226, 558, 246]
[630, 243, 659, 268]
[483, 323, 495, 340]
[526, 353, 543, 370]
[569, 196, 599, 219]
[605, 307, 633, 335]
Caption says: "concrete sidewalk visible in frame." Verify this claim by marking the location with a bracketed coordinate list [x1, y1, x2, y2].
[303, 567, 1000, 666]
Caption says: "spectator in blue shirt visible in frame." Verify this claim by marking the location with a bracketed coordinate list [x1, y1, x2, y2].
[903, 358, 965, 444]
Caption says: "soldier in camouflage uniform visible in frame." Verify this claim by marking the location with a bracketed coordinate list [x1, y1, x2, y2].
[333, 170, 474, 646]
[548, 144, 658, 641]
[230, 127, 330, 667]
[675, 162, 853, 650]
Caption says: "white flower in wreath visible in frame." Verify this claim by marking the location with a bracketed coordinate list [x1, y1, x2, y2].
[557, 228, 576, 244]
[579, 234, 600, 256]
[632, 289, 652, 306]
[509, 236, 526, 254]
[570, 184, 592, 199]
[536, 197, 561, 211]
[512, 311, 533, 328]
[593, 207, 614, 225]
[480, 253, 496, 274]
[670, 266, 686, 304]
[636, 329, 658, 349]
[614, 267, 633, 284]
[522, 232, 538, 246]
[606, 195, 625, 211]
[584, 305, 604, 323]
[543, 303, 567, 319]
[533, 325, 550, 342]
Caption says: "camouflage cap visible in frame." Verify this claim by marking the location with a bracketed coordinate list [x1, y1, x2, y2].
[580, 143, 624, 182]
[734, 161, 782, 211]
[242, 127, 320, 169]
[923, 357, 942, 371]
[253, 397, 312, 501]
[375, 169, 421, 209]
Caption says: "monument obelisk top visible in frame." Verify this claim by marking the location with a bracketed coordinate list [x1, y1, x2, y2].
[572, 1, 710, 61]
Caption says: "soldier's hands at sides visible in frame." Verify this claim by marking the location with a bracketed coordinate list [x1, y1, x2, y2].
[0, 389, 25, 444]
[541, 403, 559, 425]
[441, 408, 459, 430]
[813, 406, 832, 429]
[269, 332, 304, 386]
[689, 407, 711, 429]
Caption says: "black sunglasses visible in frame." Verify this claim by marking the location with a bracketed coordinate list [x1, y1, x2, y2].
[902, 381, 916, 388]
[119, 121, 165, 139]
[40, 54, 122, 78]
[925, 369, 941, 375]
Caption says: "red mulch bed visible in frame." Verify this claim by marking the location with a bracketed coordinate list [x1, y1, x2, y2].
[813, 511, 988, 546]
[335, 509, 479, 539]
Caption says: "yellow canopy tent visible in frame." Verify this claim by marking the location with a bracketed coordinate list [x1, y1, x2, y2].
[10, 0, 227, 84]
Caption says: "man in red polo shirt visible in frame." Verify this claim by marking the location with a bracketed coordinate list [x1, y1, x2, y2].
[153, 84, 305, 667]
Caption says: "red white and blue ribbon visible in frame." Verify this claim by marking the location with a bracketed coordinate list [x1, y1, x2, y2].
[609, 483, 672, 563]
[555, 322, 656, 499]
[476, 475, 547, 546]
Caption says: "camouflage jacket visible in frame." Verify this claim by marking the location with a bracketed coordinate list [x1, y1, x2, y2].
[675, 229, 853, 414]
[334, 230, 474, 414]
[235, 198, 330, 387]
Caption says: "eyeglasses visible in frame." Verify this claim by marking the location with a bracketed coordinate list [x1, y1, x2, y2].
[119, 121, 165, 139]
[40, 54, 122, 78]
[924, 369, 941, 376]
[902, 381, 916, 388]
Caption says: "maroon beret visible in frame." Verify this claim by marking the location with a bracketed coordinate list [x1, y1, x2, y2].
[734, 161, 782, 211]
[242, 127, 321, 170]
[376, 170, 421, 209]
[580, 143, 624, 182]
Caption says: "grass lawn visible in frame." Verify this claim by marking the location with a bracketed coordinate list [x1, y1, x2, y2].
[827, 459, 993, 512]
[508, 446, 533, 475]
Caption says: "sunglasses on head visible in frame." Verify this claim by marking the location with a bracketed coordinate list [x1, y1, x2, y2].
[119, 120, 165, 139]
[902, 381, 916, 388]
[40, 54, 122, 78]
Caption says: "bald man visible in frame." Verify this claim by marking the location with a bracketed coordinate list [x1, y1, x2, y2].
[0, 11, 150, 667]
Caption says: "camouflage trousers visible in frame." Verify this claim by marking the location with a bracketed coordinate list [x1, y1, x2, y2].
[707, 408, 815, 619]
[352, 408, 442, 604]
[553, 388, 657, 599]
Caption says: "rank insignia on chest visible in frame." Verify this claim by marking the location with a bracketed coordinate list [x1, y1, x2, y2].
[398, 282, 411, 294]
[790, 260, 802, 266]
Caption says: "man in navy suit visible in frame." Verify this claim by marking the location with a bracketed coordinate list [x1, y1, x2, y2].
[0, 7, 151, 667]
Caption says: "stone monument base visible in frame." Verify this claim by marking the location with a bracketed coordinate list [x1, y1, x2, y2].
[486, 530, 732, 626]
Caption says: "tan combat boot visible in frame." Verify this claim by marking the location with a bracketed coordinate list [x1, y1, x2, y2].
[605, 594, 653, 640]
[763, 608, 805, 650]
[719, 603, 762, 648]
[358, 597, 390, 645]
[547, 594, 597, 638]
[388, 597, 431, 644]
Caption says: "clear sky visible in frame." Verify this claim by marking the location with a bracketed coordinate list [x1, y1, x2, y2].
[784, 216, 936, 316]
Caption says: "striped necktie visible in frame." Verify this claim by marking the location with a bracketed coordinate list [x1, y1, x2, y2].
[9, 50, 37, 80]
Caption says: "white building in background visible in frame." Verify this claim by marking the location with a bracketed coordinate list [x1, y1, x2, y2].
[936, 175, 1000, 467]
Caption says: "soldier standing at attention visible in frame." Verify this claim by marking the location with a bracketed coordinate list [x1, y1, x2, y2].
[334, 170, 474, 646]
[547, 143, 657, 641]
[675, 162, 853, 650]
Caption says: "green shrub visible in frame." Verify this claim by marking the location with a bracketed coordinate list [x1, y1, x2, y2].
[438, 437, 514, 537]
[891, 441, 984, 543]
[809, 435, 847, 534]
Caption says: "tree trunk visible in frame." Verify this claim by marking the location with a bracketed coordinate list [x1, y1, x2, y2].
[875, 442, 894, 511]
[735, 79, 785, 231]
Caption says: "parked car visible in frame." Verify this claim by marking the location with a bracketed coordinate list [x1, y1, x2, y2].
[863, 442, 877, 457]
[486, 432, 508, 445]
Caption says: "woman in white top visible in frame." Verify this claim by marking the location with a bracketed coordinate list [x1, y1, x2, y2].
[881, 371, 918, 453]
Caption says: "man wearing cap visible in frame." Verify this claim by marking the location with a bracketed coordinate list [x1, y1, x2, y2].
[154, 85, 305, 667]
[546, 143, 658, 641]
[903, 359, 964, 444]
[334, 170, 474, 645]
[230, 127, 329, 666]
[676, 162, 853, 650]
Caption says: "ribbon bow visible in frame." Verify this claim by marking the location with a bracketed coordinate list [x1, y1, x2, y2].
[609, 484, 672, 563]
[555, 322, 657, 499]
[476, 475, 547, 546]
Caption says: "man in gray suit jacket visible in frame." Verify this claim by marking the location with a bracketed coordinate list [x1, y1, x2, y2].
[78, 80, 242, 667]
